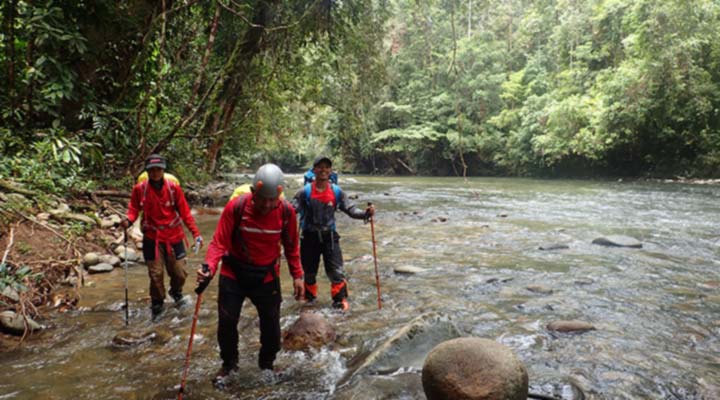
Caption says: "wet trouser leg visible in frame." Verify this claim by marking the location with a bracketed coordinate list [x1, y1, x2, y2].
[143, 239, 188, 303]
[217, 276, 282, 371]
[322, 232, 347, 302]
[165, 242, 187, 297]
[250, 279, 282, 369]
[143, 238, 166, 305]
[217, 275, 245, 371]
[301, 232, 322, 299]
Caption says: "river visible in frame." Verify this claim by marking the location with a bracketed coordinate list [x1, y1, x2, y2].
[1, 176, 719, 399]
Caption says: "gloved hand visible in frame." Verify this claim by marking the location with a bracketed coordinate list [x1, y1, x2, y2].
[364, 203, 375, 222]
[119, 217, 132, 229]
[196, 264, 212, 294]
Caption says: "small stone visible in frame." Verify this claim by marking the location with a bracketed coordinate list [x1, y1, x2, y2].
[393, 265, 426, 274]
[591, 235, 642, 248]
[98, 255, 121, 267]
[36, 213, 51, 221]
[1, 286, 20, 302]
[82, 252, 100, 267]
[538, 243, 569, 251]
[526, 285, 553, 294]
[88, 263, 114, 274]
[546, 320, 596, 333]
[0, 311, 43, 335]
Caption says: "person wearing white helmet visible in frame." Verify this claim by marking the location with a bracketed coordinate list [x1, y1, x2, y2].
[197, 163, 304, 386]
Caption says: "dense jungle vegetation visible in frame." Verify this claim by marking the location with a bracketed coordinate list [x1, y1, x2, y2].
[2, 0, 720, 195]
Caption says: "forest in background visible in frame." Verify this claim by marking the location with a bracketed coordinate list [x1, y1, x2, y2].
[2, 0, 720, 196]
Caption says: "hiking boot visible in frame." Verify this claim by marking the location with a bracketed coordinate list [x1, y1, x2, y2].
[332, 298, 349, 312]
[260, 367, 286, 385]
[212, 366, 236, 389]
[150, 302, 164, 321]
[169, 290, 186, 307]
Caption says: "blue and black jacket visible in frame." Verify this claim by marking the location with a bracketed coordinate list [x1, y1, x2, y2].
[292, 183, 367, 233]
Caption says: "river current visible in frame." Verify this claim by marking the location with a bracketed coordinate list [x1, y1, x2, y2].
[1, 176, 718, 399]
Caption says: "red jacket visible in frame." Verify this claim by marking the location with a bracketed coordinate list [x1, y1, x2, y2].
[127, 179, 200, 244]
[205, 193, 302, 283]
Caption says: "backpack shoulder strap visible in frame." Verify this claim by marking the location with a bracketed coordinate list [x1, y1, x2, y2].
[332, 184, 341, 209]
[139, 180, 148, 207]
[166, 179, 177, 207]
[304, 183, 312, 206]
[232, 194, 251, 261]
[233, 193, 249, 223]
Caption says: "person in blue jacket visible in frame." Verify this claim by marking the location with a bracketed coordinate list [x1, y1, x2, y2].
[292, 156, 373, 311]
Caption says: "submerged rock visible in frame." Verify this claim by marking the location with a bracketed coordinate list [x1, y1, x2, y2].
[88, 263, 114, 274]
[526, 285, 553, 295]
[98, 254, 121, 267]
[0, 311, 43, 335]
[538, 243, 569, 251]
[546, 320, 596, 333]
[282, 311, 336, 351]
[393, 265, 426, 274]
[422, 337, 528, 400]
[112, 328, 172, 347]
[591, 235, 642, 248]
[114, 246, 141, 262]
[339, 313, 459, 387]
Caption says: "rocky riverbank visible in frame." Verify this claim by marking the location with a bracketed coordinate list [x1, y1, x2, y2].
[0, 176, 251, 340]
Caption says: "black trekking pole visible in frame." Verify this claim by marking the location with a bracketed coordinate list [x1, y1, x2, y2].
[123, 230, 129, 326]
[178, 264, 211, 400]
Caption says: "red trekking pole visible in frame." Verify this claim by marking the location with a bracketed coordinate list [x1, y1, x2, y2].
[368, 202, 382, 310]
[178, 264, 211, 400]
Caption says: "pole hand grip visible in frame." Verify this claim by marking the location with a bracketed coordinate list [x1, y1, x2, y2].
[195, 263, 211, 295]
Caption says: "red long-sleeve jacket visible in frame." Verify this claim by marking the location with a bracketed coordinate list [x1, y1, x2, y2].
[205, 193, 303, 283]
[126, 179, 200, 244]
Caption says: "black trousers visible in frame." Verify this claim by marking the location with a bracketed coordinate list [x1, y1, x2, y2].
[217, 275, 281, 370]
[301, 230, 345, 285]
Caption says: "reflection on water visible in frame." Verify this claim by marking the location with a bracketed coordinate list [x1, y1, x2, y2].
[1, 176, 719, 399]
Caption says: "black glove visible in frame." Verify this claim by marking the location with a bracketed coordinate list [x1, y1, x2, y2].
[196, 264, 212, 295]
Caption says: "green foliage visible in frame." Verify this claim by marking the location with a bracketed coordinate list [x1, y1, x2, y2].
[2, 0, 720, 181]
[0, 263, 42, 294]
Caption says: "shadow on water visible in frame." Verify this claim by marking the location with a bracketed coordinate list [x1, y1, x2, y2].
[2, 176, 720, 399]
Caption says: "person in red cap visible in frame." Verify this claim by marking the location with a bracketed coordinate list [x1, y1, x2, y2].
[121, 154, 203, 320]
[292, 156, 374, 311]
[196, 163, 304, 386]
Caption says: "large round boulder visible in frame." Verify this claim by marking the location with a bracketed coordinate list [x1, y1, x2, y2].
[282, 311, 336, 351]
[422, 337, 528, 400]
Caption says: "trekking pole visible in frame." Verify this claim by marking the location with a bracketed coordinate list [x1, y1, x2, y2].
[368, 202, 382, 310]
[123, 230, 129, 326]
[178, 264, 210, 400]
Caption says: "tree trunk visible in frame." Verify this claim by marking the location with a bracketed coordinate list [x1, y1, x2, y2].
[201, 1, 278, 173]
[4, 0, 16, 127]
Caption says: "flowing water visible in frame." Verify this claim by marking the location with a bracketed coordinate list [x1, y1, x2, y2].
[1, 176, 719, 399]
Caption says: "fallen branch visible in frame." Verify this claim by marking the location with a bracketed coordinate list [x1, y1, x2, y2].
[91, 190, 130, 199]
[0, 180, 36, 196]
[13, 211, 72, 244]
[1, 226, 15, 266]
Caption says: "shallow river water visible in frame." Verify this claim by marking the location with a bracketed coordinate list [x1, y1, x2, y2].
[1, 176, 719, 399]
